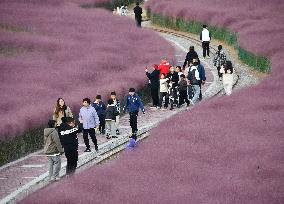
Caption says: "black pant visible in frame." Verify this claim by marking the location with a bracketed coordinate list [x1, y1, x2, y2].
[217, 66, 223, 78]
[65, 150, 78, 175]
[179, 90, 190, 106]
[169, 86, 178, 108]
[136, 18, 142, 27]
[159, 92, 169, 108]
[202, 41, 210, 57]
[187, 85, 193, 99]
[98, 115, 105, 134]
[83, 128, 98, 150]
[151, 87, 159, 106]
[129, 111, 138, 134]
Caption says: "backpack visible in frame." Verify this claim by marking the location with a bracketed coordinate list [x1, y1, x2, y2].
[189, 67, 200, 85]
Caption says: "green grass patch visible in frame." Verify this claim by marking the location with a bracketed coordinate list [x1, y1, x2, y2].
[0, 127, 44, 166]
[149, 12, 271, 73]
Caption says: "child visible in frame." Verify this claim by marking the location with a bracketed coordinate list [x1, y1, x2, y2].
[159, 73, 169, 109]
[175, 66, 183, 82]
[59, 117, 79, 175]
[167, 66, 179, 110]
[105, 99, 119, 139]
[92, 95, 106, 135]
[44, 120, 64, 181]
[124, 88, 145, 140]
[178, 74, 190, 107]
[110, 91, 121, 135]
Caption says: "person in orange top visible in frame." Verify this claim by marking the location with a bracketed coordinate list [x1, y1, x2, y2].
[158, 58, 172, 76]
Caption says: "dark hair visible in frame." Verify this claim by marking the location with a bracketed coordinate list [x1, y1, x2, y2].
[83, 98, 91, 104]
[96, 95, 101, 100]
[129, 88, 135, 92]
[110, 91, 116, 96]
[48, 120, 56, 128]
[180, 74, 185, 78]
[136, 1, 139, 6]
[176, 65, 181, 69]
[64, 117, 75, 124]
[189, 46, 194, 51]
[107, 99, 113, 105]
[203, 25, 207, 28]
[218, 45, 222, 51]
[160, 73, 165, 78]
[224, 61, 233, 74]
[55, 98, 67, 117]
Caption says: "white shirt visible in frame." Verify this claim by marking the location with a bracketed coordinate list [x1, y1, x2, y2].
[201, 29, 211, 42]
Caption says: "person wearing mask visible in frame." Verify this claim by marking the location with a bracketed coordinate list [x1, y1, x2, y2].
[183, 46, 199, 69]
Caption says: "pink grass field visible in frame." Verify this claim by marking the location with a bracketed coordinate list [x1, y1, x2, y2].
[20, 0, 284, 203]
[0, 0, 174, 140]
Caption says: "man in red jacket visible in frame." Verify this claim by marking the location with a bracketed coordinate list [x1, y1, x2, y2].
[158, 58, 172, 76]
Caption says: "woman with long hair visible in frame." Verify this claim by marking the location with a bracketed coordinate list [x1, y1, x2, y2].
[220, 61, 234, 95]
[53, 98, 73, 127]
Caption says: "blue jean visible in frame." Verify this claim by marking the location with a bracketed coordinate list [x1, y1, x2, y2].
[192, 85, 201, 104]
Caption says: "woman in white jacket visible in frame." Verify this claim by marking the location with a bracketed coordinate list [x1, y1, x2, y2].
[159, 73, 169, 109]
[220, 61, 234, 95]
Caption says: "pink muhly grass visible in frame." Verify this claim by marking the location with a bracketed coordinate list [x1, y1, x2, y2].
[0, 0, 174, 140]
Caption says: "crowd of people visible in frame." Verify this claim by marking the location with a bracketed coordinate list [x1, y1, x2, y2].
[43, 23, 235, 182]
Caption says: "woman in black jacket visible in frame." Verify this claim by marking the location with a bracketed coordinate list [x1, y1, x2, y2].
[145, 64, 160, 107]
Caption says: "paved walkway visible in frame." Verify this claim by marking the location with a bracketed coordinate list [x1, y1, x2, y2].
[0, 25, 216, 204]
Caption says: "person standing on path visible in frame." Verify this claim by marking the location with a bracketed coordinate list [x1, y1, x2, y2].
[183, 46, 199, 70]
[105, 99, 119, 139]
[133, 2, 143, 27]
[167, 66, 179, 110]
[110, 91, 121, 135]
[193, 58, 206, 101]
[178, 74, 190, 107]
[123, 88, 145, 140]
[92, 95, 106, 135]
[79, 98, 100, 153]
[53, 98, 73, 128]
[159, 73, 170, 109]
[200, 25, 212, 59]
[44, 120, 64, 182]
[188, 62, 201, 105]
[145, 64, 160, 107]
[213, 45, 227, 80]
[220, 61, 234, 95]
[59, 117, 79, 175]
[158, 58, 171, 76]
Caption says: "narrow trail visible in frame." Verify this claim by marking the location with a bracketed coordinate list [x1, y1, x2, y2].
[0, 11, 264, 204]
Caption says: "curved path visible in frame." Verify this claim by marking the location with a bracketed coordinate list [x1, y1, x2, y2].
[0, 19, 262, 204]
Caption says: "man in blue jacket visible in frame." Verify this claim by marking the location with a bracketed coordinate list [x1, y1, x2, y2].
[193, 58, 206, 101]
[124, 88, 145, 140]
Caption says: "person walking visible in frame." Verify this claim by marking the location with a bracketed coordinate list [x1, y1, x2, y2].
[159, 73, 170, 109]
[105, 99, 119, 139]
[220, 61, 234, 95]
[79, 98, 100, 153]
[213, 45, 227, 80]
[59, 117, 80, 175]
[145, 64, 160, 107]
[110, 91, 121, 135]
[193, 58, 206, 101]
[123, 88, 145, 140]
[133, 2, 143, 27]
[183, 46, 199, 69]
[178, 74, 190, 107]
[188, 62, 201, 105]
[53, 98, 73, 128]
[44, 120, 64, 181]
[92, 95, 106, 135]
[200, 25, 212, 59]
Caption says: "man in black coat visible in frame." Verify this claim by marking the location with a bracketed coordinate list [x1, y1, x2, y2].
[167, 66, 179, 109]
[183, 46, 199, 69]
[145, 64, 160, 107]
[59, 117, 79, 175]
[133, 2, 143, 27]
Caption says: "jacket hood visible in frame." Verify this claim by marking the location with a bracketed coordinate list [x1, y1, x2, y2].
[44, 128, 55, 138]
